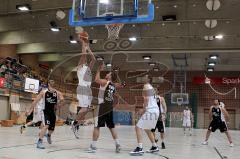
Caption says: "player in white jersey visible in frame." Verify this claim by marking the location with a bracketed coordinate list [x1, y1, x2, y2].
[130, 75, 159, 156]
[72, 32, 96, 137]
[182, 106, 193, 136]
[20, 89, 46, 134]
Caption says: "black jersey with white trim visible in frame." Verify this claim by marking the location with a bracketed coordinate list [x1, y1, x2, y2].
[44, 90, 58, 113]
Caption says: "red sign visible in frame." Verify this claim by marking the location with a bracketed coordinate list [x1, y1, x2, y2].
[192, 77, 240, 85]
[0, 78, 5, 88]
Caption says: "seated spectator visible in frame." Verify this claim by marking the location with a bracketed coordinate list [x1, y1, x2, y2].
[1, 61, 8, 71]
[11, 64, 18, 75]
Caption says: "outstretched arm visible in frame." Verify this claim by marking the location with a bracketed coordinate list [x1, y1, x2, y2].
[95, 63, 108, 86]
[86, 44, 96, 69]
[78, 35, 87, 66]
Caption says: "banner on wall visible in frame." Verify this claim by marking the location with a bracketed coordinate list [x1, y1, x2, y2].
[192, 77, 240, 85]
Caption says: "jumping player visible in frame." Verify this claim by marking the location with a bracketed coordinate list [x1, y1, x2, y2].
[130, 75, 159, 156]
[202, 99, 234, 147]
[87, 63, 123, 153]
[33, 80, 64, 149]
[182, 106, 193, 136]
[151, 92, 167, 149]
[72, 32, 96, 137]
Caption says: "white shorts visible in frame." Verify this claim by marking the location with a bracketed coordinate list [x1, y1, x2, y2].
[77, 85, 92, 108]
[137, 109, 159, 130]
[32, 109, 45, 125]
[183, 120, 191, 127]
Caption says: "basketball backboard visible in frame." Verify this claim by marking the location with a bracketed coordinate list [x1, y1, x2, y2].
[171, 93, 189, 106]
[69, 0, 154, 26]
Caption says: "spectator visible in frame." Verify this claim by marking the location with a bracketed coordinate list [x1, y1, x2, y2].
[1, 61, 8, 71]
[11, 64, 18, 75]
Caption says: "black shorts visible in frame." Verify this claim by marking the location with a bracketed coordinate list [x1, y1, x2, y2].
[151, 120, 165, 133]
[44, 111, 56, 131]
[95, 103, 115, 128]
[208, 120, 228, 133]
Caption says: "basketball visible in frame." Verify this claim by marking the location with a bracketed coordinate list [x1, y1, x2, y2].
[75, 26, 84, 34]
[79, 31, 89, 43]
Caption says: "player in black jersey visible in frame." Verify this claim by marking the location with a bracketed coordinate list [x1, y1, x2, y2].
[202, 99, 234, 147]
[151, 93, 167, 149]
[31, 80, 64, 149]
[88, 63, 123, 153]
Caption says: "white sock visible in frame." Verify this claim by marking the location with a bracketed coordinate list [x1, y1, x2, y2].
[152, 143, 157, 147]
[114, 139, 120, 145]
[91, 141, 97, 147]
[138, 143, 143, 148]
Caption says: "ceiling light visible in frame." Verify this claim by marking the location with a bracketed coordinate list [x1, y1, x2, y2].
[143, 56, 151, 60]
[209, 55, 218, 60]
[177, 22, 181, 26]
[100, 0, 109, 4]
[153, 68, 159, 71]
[50, 28, 60, 32]
[162, 15, 177, 21]
[156, 6, 159, 9]
[69, 40, 77, 44]
[208, 62, 216, 66]
[173, 5, 178, 8]
[207, 68, 214, 72]
[50, 21, 60, 32]
[129, 37, 137, 41]
[96, 56, 104, 61]
[16, 4, 31, 11]
[89, 39, 98, 44]
[215, 34, 223, 39]
[106, 63, 112, 67]
[69, 36, 78, 44]
[149, 63, 156, 66]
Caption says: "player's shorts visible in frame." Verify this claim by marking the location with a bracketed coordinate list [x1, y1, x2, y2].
[95, 103, 115, 128]
[77, 85, 92, 108]
[44, 111, 56, 131]
[137, 109, 159, 130]
[183, 120, 191, 127]
[208, 120, 228, 133]
[32, 109, 45, 125]
[151, 120, 165, 133]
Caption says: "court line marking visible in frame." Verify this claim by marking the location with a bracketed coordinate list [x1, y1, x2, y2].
[48, 147, 170, 159]
[214, 147, 227, 159]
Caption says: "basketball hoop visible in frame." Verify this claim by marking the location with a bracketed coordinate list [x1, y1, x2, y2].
[177, 98, 184, 106]
[105, 23, 124, 40]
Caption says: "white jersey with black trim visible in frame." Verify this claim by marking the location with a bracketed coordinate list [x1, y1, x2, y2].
[183, 110, 191, 121]
[35, 98, 45, 110]
[143, 83, 159, 111]
[98, 81, 110, 104]
[77, 64, 92, 86]
[219, 103, 226, 122]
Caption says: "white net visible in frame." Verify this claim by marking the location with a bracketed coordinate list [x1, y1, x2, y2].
[105, 24, 124, 40]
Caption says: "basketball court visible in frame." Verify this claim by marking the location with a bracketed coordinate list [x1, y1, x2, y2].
[0, 126, 239, 159]
[0, 0, 240, 158]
